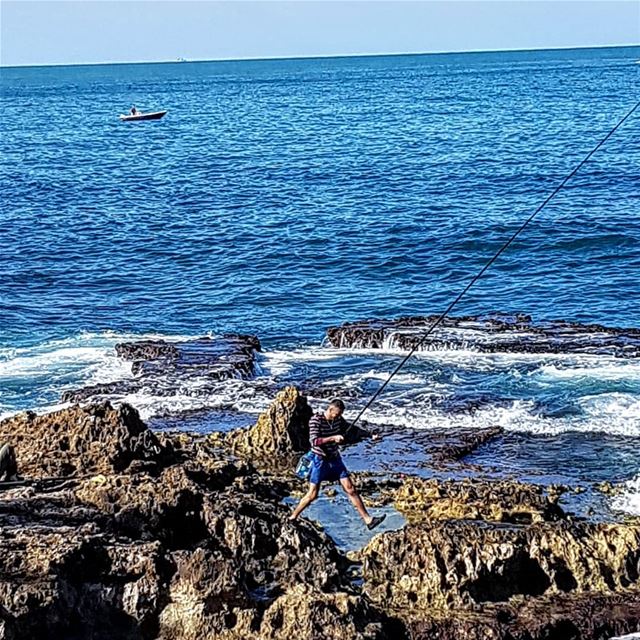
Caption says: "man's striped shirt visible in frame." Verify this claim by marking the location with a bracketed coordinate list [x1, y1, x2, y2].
[309, 413, 350, 458]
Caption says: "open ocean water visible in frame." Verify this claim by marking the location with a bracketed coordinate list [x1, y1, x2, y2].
[1, 46, 640, 525]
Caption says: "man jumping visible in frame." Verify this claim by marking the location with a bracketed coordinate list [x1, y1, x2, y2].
[289, 398, 386, 530]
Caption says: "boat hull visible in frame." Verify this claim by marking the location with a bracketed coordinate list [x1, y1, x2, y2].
[119, 111, 167, 122]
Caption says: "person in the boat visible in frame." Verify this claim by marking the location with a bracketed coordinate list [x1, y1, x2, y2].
[289, 398, 386, 530]
[129, 105, 138, 115]
[0, 442, 20, 482]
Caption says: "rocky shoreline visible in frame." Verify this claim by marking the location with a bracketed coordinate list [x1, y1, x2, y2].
[61, 335, 262, 406]
[0, 388, 638, 639]
[1, 329, 639, 639]
[326, 313, 640, 357]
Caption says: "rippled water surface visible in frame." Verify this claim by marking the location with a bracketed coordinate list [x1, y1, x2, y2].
[1, 47, 639, 524]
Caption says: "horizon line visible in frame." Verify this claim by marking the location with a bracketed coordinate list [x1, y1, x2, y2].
[2, 42, 639, 69]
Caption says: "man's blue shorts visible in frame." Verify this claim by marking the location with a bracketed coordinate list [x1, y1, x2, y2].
[309, 452, 350, 485]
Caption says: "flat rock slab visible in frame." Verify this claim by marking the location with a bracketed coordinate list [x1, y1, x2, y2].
[338, 423, 504, 478]
[326, 313, 640, 357]
[61, 334, 261, 405]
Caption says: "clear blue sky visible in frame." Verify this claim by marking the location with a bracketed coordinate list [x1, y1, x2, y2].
[1, 1, 639, 67]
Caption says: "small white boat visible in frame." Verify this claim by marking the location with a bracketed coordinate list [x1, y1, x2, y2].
[119, 110, 168, 122]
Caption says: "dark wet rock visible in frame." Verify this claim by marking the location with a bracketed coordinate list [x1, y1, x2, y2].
[400, 592, 640, 640]
[340, 423, 506, 475]
[430, 425, 503, 463]
[128, 335, 261, 378]
[115, 340, 180, 362]
[61, 334, 262, 405]
[392, 476, 566, 524]
[326, 313, 640, 357]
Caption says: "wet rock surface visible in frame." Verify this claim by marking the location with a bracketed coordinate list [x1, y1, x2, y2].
[326, 313, 640, 357]
[428, 425, 504, 463]
[61, 335, 261, 405]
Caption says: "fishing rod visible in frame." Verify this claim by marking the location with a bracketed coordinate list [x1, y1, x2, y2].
[351, 100, 640, 429]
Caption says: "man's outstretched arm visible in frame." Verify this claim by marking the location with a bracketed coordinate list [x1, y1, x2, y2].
[341, 419, 380, 445]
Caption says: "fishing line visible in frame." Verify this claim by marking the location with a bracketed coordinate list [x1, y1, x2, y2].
[351, 100, 640, 428]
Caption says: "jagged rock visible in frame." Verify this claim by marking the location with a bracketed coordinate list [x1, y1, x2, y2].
[213, 386, 312, 461]
[0, 403, 359, 640]
[595, 480, 623, 495]
[362, 520, 640, 610]
[0, 528, 170, 640]
[1, 398, 639, 640]
[0, 402, 171, 477]
[393, 477, 566, 524]
[72, 465, 345, 592]
[61, 334, 261, 405]
[326, 313, 640, 357]
[156, 545, 261, 640]
[158, 579, 403, 640]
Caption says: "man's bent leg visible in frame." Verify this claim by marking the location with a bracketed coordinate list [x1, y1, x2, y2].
[339, 476, 373, 524]
[289, 482, 320, 520]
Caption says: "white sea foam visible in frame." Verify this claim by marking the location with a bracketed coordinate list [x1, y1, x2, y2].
[0, 346, 132, 384]
[536, 359, 640, 382]
[337, 369, 428, 386]
[263, 344, 593, 372]
[93, 374, 273, 421]
[0, 330, 204, 419]
[354, 394, 640, 437]
[580, 392, 640, 419]
[259, 347, 358, 375]
[2, 335, 640, 438]
[0, 330, 199, 362]
[233, 347, 640, 437]
[611, 474, 640, 517]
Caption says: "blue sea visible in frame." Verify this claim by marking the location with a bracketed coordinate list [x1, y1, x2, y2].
[1, 47, 640, 528]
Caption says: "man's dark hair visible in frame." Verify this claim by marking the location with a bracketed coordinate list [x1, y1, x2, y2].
[329, 398, 345, 411]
